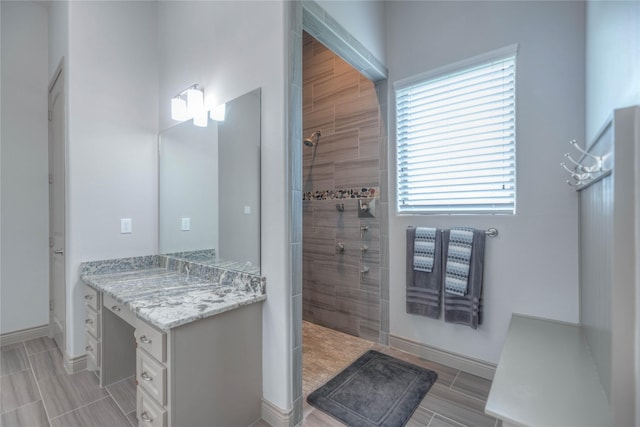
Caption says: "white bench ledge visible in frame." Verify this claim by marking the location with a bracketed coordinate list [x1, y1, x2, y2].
[485, 314, 611, 427]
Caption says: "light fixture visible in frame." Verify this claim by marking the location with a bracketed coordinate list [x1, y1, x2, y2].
[193, 109, 208, 127]
[170, 96, 189, 121]
[186, 85, 204, 118]
[170, 84, 207, 127]
[210, 103, 226, 122]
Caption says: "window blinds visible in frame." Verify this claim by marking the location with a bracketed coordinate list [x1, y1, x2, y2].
[396, 52, 516, 214]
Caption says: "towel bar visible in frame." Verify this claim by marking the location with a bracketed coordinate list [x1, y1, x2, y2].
[485, 228, 498, 237]
[409, 227, 499, 237]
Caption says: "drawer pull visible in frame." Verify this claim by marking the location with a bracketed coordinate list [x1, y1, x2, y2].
[139, 335, 152, 344]
[85, 319, 94, 325]
[140, 371, 153, 382]
[111, 305, 121, 312]
[84, 295, 93, 300]
[85, 345, 93, 352]
[140, 411, 153, 423]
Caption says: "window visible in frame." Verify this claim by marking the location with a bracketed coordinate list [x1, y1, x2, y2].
[395, 45, 517, 214]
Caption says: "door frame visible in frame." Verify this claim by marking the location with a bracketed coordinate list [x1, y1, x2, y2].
[48, 59, 66, 358]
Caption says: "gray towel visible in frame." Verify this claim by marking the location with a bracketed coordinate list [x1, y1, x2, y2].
[442, 229, 486, 329]
[406, 226, 442, 319]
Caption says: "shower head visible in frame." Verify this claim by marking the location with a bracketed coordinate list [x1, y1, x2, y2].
[304, 130, 321, 147]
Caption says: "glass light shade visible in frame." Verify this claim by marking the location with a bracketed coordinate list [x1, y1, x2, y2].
[171, 96, 189, 121]
[186, 87, 204, 118]
[210, 103, 226, 122]
[193, 110, 208, 127]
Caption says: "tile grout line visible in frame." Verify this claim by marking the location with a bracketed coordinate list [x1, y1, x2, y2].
[105, 379, 136, 426]
[450, 370, 461, 391]
[425, 412, 435, 427]
[436, 381, 492, 406]
[48, 395, 113, 422]
[432, 412, 471, 427]
[23, 340, 59, 358]
[24, 341, 53, 425]
[0, 343, 40, 416]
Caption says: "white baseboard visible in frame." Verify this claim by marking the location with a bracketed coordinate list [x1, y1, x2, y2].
[389, 334, 496, 380]
[64, 353, 87, 374]
[0, 325, 49, 346]
[261, 398, 294, 427]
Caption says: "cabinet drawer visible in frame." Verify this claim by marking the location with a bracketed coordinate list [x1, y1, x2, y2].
[84, 286, 99, 311]
[136, 349, 167, 405]
[103, 293, 136, 327]
[137, 387, 167, 427]
[85, 333, 100, 368]
[84, 308, 100, 339]
[135, 321, 166, 363]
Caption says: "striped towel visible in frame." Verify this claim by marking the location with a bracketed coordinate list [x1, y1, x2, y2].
[413, 227, 437, 272]
[444, 227, 474, 296]
[406, 227, 443, 319]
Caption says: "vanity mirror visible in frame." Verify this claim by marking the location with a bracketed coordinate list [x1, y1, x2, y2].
[159, 88, 261, 273]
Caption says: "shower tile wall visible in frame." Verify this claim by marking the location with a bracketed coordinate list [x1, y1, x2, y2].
[302, 31, 383, 342]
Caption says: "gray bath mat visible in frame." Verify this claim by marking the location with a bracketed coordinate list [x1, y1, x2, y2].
[307, 350, 437, 427]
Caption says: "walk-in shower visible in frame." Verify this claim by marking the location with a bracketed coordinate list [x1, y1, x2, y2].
[303, 130, 321, 147]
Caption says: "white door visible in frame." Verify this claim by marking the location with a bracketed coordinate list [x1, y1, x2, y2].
[49, 67, 66, 353]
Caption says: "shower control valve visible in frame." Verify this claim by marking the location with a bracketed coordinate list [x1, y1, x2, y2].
[336, 242, 345, 254]
[358, 199, 376, 218]
[360, 224, 369, 238]
[360, 266, 370, 282]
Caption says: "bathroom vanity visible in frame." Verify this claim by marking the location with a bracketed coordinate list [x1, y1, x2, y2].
[81, 255, 266, 427]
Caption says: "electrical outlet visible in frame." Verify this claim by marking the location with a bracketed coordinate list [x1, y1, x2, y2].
[120, 218, 132, 234]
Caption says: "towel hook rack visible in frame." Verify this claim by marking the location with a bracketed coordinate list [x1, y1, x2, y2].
[567, 140, 602, 173]
[561, 139, 608, 190]
[569, 139, 601, 163]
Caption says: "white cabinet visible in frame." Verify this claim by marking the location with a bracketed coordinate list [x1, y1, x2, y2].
[84, 285, 101, 374]
[136, 348, 167, 406]
[135, 320, 166, 363]
[84, 285, 263, 427]
[137, 387, 167, 427]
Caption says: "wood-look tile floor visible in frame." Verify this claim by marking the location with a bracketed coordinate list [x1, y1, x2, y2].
[3, 329, 500, 427]
[0, 337, 135, 427]
[301, 321, 501, 427]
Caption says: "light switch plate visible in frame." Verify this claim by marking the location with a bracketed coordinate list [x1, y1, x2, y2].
[120, 218, 132, 234]
[244, 206, 251, 214]
[181, 217, 191, 231]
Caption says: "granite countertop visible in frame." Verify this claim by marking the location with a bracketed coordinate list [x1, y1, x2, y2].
[80, 256, 266, 331]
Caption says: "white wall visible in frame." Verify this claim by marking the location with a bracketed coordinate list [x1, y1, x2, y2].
[1, 1, 50, 334]
[157, 1, 290, 410]
[48, 0, 68, 80]
[315, 0, 387, 66]
[585, 2, 640, 424]
[61, 1, 159, 357]
[586, 1, 640, 143]
[386, 1, 585, 364]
